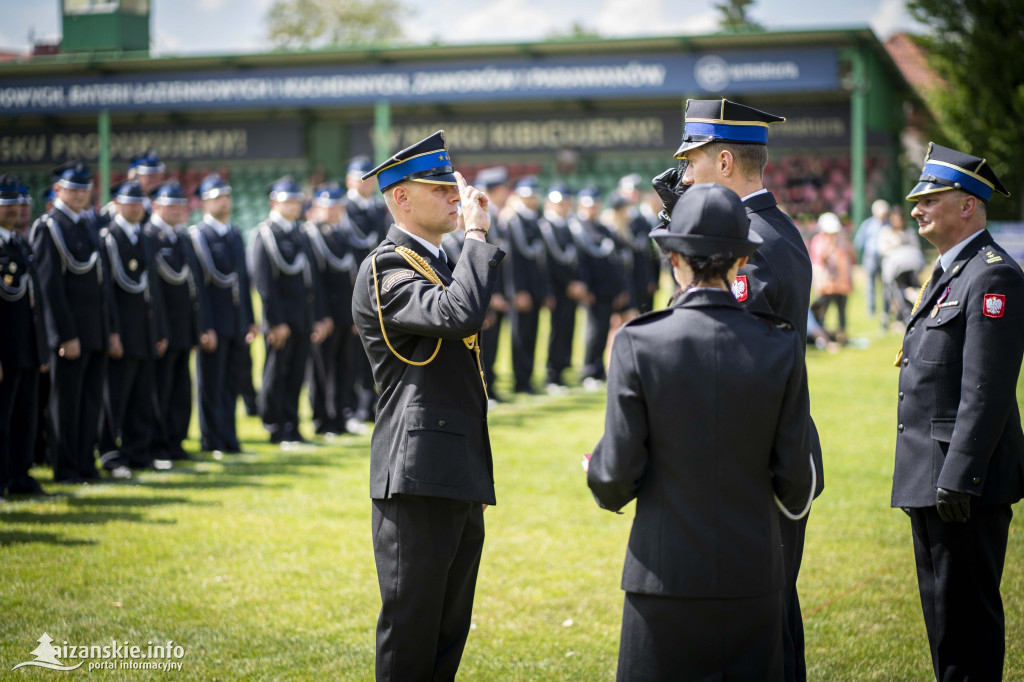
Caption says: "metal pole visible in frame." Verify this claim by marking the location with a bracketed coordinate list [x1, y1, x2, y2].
[374, 100, 391, 166]
[850, 47, 868, 229]
[98, 108, 111, 204]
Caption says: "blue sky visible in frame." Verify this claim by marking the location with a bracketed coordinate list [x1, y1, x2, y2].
[1, 0, 920, 56]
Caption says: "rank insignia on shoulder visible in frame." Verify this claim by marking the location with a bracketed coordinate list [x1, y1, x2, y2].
[381, 269, 416, 293]
[731, 274, 749, 302]
[983, 293, 1005, 318]
[985, 250, 1003, 264]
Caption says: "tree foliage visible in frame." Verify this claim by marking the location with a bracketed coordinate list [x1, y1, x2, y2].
[908, 0, 1024, 218]
[265, 0, 405, 50]
[716, 0, 763, 33]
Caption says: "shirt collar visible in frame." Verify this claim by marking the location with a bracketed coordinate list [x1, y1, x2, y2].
[270, 211, 295, 232]
[114, 214, 140, 244]
[347, 189, 371, 209]
[939, 229, 986, 271]
[740, 188, 769, 202]
[0, 226, 10, 245]
[395, 225, 441, 259]
[203, 214, 230, 236]
[54, 197, 82, 223]
[150, 213, 179, 241]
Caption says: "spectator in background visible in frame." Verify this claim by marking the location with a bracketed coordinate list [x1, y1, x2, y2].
[877, 209, 925, 328]
[810, 212, 855, 345]
[618, 174, 661, 313]
[504, 176, 548, 395]
[854, 199, 890, 322]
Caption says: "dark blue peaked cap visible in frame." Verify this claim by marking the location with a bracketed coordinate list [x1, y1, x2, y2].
[347, 155, 373, 175]
[312, 182, 345, 206]
[362, 130, 456, 192]
[197, 173, 231, 200]
[153, 179, 188, 206]
[52, 160, 93, 190]
[515, 176, 540, 196]
[474, 166, 508, 189]
[129, 149, 165, 175]
[675, 98, 785, 157]
[907, 142, 1010, 203]
[16, 179, 30, 205]
[266, 176, 303, 202]
[546, 184, 575, 201]
[0, 173, 22, 206]
[113, 179, 147, 204]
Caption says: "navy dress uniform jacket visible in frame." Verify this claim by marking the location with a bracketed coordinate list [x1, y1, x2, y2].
[102, 221, 166, 360]
[31, 206, 113, 351]
[0, 232, 47, 369]
[893, 231, 1024, 506]
[251, 218, 324, 335]
[588, 288, 813, 598]
[352, 226, 505, 505]
[189, 220, 254, 336]
[145, 221, 200, 351]
[739, 191, 824, 497]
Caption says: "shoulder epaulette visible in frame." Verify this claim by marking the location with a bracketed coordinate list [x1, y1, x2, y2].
[982, 247, 1004, 265]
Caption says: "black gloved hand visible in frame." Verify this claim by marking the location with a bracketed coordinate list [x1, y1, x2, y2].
[936, 487, 971, 523]
[651, 158, 689, 229]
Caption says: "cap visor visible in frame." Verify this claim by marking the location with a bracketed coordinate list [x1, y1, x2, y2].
[674, 139, 711, 158]
[411, 172, 458, 186]
[905, 181, 952, 201]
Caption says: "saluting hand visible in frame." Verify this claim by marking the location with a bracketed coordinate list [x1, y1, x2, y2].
[455, 172, 490, 240]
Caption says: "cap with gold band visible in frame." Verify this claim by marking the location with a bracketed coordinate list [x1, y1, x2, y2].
[906, 142, 1009, 202]
[674, 98, 785, 158]
[363, 130, 456, 192]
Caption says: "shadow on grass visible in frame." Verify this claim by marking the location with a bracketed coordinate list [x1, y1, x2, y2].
[0, 530, 98, 547]
[0, 510, 167, 525]
[65, 495, 194, 508]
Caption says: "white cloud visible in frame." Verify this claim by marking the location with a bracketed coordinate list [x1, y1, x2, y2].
[870, 0, 919, 38]
[406, 0, 556, 44]
[594, 0, 716, 37]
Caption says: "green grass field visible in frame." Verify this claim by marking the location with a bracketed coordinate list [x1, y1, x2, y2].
[1, 276, 1022, 680]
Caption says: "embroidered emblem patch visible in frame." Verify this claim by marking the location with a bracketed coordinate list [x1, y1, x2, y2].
[731, 275, 749, 302]
[983, 294, 1005, 318]
[381, 269, 415, 293]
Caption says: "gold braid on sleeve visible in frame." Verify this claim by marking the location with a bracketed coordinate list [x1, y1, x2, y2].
[372, 246, 488, 398]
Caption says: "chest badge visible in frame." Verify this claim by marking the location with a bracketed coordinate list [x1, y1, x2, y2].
[731, 275, 748, 302]
[983, 294, 1005, 318]
[129, 258, 138, 272]
[8, 262, 16, 273]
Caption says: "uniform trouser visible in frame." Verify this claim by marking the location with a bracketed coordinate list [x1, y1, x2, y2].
[197, 334, 247, 452]
[260, 333, 310, 439]
[100, 355, 157, 467]
[510, 305, 539, 392]
[343, 330, 375, 422]
[309, 329, 346, 433]
[31, 372, 51, 465]
[780, 509, 809, 682]
[909, 505, 1011, 682]
[582, 297, 613, 380]
[546, 293, 577, 385]
[154, 347, 192, 456]
[617, 590, 783, 682]
[864, 260, 880, 315]
[481, 311, 504, 390]
[372, 495, 485, 682]
[48, 349, 106, 480]
[0, 366, 39, 492]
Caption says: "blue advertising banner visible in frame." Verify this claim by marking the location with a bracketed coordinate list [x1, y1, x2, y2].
[0, 48, 838, 115]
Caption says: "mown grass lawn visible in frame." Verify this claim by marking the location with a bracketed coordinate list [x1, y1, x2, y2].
[1, 278, 1022, 680]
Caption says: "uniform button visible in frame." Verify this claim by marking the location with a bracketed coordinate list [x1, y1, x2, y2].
[908, 326, 915, 334]
[898, 391, 904, 401]
[902, 357, 909, 367]
[488, 258, 498, 268]
[972, 477, 981, 485]
[897, 424, 904, 433]
[438, 419, 446, 427]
